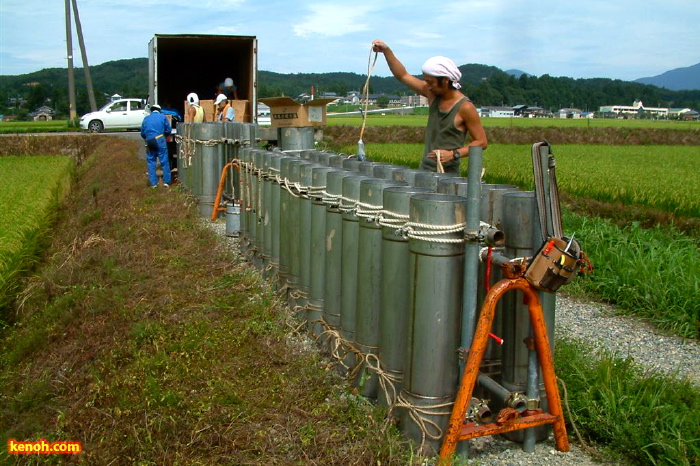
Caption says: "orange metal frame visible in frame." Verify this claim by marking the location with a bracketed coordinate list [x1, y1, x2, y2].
[210, 161, 240, 221]
[438, 276, 569, 463]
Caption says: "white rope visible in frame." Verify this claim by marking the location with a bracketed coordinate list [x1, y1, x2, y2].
[307, 186, 327, 199]
[359, 47, 379, 143]
[387, 392, 454, 451]
[401, 221, 466, 243]
[355, 201, 384, 221]
[364, 353, 401, 407]
[338, 196, 359, 213]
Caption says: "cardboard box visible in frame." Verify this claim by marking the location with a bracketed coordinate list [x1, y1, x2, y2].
[184, 99, 249, 123]
[258, 97, 335, 128]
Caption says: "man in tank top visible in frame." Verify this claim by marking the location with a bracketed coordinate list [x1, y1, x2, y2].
[372, 40, 487, 174]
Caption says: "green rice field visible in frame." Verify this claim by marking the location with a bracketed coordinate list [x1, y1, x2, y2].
[0, 120, 72, 134]
[327, 112, 700, 130]
[0, 155, 74, 318]
[336, 142, 700, 218]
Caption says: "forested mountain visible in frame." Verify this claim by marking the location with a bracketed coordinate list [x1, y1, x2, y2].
[2, 58, 699, 118]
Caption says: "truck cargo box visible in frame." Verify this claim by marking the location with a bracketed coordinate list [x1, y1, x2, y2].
[149, 34, 257, 123]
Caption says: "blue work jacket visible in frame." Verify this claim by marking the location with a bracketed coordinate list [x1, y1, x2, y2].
[140, 111, 172, 142]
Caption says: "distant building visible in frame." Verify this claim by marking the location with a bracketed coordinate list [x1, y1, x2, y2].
[346, 91, 361, 105]
[29, 105, 55, 121]
[479, 106, 515, 118]
[557, 108, 583, 119]
[668, 108, 699, 120]
[599, 100, 668, 118]
[359, 93, 402, 107]
[400, 94, 428, 107]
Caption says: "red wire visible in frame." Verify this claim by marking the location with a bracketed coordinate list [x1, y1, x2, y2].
[484, 246, 502, 344]
[485, 246, 493, 292]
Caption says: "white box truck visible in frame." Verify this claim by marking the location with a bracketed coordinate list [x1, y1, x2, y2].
[148, 34, 258, 158]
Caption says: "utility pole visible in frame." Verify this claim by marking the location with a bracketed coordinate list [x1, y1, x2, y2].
[64, 0, 77, 121]
[71, 0, 96, 112]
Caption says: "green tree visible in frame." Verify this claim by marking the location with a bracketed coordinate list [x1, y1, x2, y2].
[26, 83, 49, 112]
[376, 95, 390, 108]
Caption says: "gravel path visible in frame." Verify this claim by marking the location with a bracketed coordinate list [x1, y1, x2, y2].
[202, 218, 699, 465]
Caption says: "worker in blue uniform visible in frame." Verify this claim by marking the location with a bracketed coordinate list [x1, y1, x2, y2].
[141, 104, 172, 188]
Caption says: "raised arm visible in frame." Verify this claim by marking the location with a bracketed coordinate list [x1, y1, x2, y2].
[372, 40, 428, 97]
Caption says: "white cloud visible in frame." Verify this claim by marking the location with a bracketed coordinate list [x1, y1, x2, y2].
[293, 4, 376, 38]
[1, 0, 698, 79]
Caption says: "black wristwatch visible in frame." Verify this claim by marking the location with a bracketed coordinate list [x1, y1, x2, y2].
[453, 149, 461, 160]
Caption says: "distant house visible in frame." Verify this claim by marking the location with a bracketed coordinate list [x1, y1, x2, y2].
[360, 93, 402, 107]
[346, 91, 361, 105]
[680, 109, 699, 120]
[29, 105, 55, 121]
[557, 108, 582, 119]
[512, 104, 528, 116]
[668, 108, 699, 120]
[480, 106, 515, 118]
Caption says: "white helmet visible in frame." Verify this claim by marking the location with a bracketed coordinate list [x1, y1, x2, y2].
[224, 77, 234, 87]
[187, 92, 199, 106]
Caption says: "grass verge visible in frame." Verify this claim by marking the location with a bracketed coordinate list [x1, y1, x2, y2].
[0, 137, 415, 464]
[555, 338, 700, 465]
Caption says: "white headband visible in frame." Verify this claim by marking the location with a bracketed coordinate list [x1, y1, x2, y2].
[421, 56, 462, 89]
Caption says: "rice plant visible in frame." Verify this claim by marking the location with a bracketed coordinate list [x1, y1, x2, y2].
[555, 338, 700, 465]
[0, 155, 74, 321]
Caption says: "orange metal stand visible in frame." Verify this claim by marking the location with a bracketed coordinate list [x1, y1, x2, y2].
[210, 161, 240, 221]
[438, 276, 569, 463]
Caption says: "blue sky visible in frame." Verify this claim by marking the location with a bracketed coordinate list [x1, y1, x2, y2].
[1, 0, 698, 81]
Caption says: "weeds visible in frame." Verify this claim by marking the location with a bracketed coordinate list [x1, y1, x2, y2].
[563, 211, 700, 339]
[556, 338, 700, 465]
[0, 137, 419, 464]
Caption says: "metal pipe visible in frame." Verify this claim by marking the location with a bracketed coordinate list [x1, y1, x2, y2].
[278, 127, 315, 151]
[195, 123, 224, 218]
[354, 178, 407, 399]
[340, 174, 371, 375]
[253, 150, 266, 269]
[477, 373, 528, 413]
[286, 158, 305, 311]
[308, 166, 337, 336]
[269, 153, 283, 282]
[323, 170, 355, 367]
[297, 161, 318, 323]
[277, 156, 295, 288]
[460, 146, 484, 369]
[401, 193, 467, 455]
[500, 191, 551, 445]
[392, 168, 427, 186]
[342, 158, 362, 172]
[378, 186, 433, 409]
[328, 153, 346, 168]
